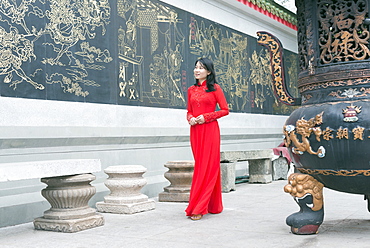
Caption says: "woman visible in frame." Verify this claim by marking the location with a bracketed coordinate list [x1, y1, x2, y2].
[185, 58, 229, 220]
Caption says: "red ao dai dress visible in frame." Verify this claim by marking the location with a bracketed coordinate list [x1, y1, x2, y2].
[185, 81, 229, 216]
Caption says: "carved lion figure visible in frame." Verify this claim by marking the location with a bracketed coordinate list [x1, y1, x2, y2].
[284, 173, 324, 211]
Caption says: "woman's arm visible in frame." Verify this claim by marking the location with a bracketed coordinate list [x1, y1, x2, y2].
[202, 85, 229, 123]
[186, 88, 197, 125]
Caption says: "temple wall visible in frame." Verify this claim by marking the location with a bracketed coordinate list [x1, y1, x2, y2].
[0, 0, 296, 227]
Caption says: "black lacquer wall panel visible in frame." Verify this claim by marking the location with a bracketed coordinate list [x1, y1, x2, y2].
[0, 0, 297, 115]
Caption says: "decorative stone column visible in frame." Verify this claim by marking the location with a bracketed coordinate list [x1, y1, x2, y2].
[158, 160, 194, 202]
[96, 165, 155, 214]
[33, 173, 104, 233]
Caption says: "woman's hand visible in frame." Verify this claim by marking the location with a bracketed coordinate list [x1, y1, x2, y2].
[189, 117, 197, 126]
[196, 115, 205, 124]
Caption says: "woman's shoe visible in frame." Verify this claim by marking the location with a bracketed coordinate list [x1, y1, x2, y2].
[190, 214, 203, 221]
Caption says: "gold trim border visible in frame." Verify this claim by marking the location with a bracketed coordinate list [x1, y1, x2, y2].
[298, 168, 370, 176]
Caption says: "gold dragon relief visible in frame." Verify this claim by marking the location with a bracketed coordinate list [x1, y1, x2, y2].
[284, 109, 370, 158]
[284, 111, 326, 158]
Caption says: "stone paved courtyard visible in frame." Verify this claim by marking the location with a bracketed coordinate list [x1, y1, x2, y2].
[1, 180, 370, 248]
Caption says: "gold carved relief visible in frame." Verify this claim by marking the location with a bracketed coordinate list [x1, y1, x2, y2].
[189, 18, 249, 111]
[318, 0, 370, 64]
[299, 78, 370, 94]
[284, 173, 324, 211]
[257, 32, 295, 105]
[329, 87, 370, 99]
[284, 112, 326, 158]
[298, 168, 370, 177]
[249, 50, 271, 109]
[117, 0, 185, 106]
[0, 0, 112, 95]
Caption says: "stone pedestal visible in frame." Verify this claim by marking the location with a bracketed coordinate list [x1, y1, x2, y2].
[221, 162, 236, 192]
[33, 173, 104, 233]
[272, 157, 289, 180]
[249, 159, 272, 184]
[96, 165, 155, 214]
[158, 161, 194, 202]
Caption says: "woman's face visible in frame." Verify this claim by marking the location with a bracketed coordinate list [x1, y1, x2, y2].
[194, 61, 210, 83]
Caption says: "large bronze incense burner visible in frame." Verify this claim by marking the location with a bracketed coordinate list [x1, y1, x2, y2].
[258, 0, 370, 234]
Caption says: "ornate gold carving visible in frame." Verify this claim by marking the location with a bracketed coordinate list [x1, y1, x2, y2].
[249, 50, 270, 109]
[257, 32, 296, 105]
[298, 168, 370, 177]
[300, 78, 370, 93]
[0, 0, 112, 95]
[318, 0, 370, 64]
[284, 112, 325, 158]
[44, 0, 111, 95]
[0, 26, 44, 90]
[329, 87, 370, 99]
[117, 0, 185, 106]
[284, 173, 324, 211]
[190, 18, 249, 111]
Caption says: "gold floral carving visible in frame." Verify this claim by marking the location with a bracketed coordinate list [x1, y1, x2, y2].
[284, 112, 326, 158]
[298, 168, 370, 177]
[284, 173, 324, 211]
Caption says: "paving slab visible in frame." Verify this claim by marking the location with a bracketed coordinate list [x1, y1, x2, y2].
[0, 180, 369, 248]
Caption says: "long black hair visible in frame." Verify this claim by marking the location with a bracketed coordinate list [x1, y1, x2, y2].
[194, 57, 217, 92]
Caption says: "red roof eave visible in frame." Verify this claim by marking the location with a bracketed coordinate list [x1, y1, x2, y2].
[237, 0, 298, 31]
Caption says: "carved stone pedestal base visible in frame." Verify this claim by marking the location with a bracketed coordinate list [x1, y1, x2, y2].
[34, 213, 104, 233]
[158, 161, 194, 202]
[96, 165, 155, 214]
[158, 192, 190, 202]
[96, 201, 155, 214]
[33, 173, 104, 233]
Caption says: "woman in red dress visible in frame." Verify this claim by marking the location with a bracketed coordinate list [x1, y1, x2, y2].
[185, 58, 229, 220]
